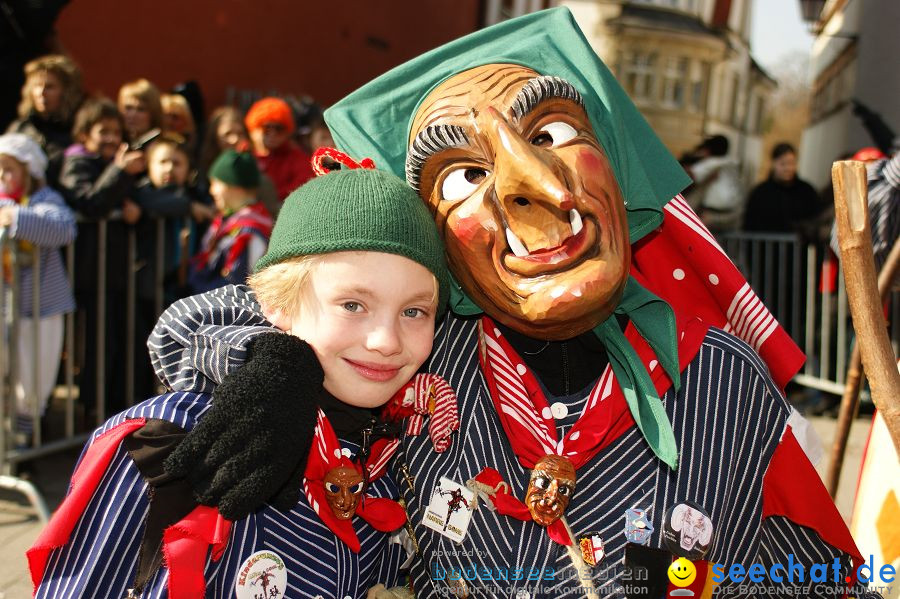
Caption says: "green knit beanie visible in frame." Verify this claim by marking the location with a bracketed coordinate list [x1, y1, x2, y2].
[208, 149, 261, 188]
[255, 168, 449, 314]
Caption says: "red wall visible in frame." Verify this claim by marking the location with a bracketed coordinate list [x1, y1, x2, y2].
[56, 0, 482, 110]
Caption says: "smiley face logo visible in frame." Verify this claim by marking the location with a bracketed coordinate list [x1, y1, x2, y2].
[668, 557, 696, 587]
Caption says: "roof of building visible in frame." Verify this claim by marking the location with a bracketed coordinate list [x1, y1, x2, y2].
[609, 4, 721, 38]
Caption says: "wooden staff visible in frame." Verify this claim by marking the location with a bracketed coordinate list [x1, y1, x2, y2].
[831, 161, 900, 458]
[826, 236, 900, 496]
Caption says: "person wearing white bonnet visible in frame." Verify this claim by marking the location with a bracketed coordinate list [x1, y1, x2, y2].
[0, 131, 76, 444]
[0, 132, 49, 185]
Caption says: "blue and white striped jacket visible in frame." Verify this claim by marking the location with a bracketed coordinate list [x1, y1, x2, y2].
[145, 286, 883, 598]
[2, 186, 76, 317]
[34, 392, 406, 599]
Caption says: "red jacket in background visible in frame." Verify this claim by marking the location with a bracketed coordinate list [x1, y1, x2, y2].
[255, 142, 314, 200]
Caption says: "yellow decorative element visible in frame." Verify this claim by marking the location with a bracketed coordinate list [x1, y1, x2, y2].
[877, 490, 900, 564]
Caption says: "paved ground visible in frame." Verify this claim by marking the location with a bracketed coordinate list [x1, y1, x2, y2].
[0, 415, 875, 598]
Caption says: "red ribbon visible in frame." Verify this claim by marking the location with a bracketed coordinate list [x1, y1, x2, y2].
[311, 147, 376, 176]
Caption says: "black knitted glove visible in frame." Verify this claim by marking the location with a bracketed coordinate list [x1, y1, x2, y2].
[164, 332, 323, 520]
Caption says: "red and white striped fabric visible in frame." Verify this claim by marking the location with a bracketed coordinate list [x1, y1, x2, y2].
[477, 314, 709, 471]
[400, 373, 460, 452]
[633, 194, 804, 388]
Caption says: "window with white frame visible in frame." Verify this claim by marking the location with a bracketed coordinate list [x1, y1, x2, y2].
[689, 61, 710, 112]
[624, 51, 658, 102]
[661, 56, 689, 108]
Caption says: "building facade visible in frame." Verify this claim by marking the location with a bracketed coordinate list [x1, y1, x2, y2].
[798, 0, 900, 188]
[487, 0, 776, 188]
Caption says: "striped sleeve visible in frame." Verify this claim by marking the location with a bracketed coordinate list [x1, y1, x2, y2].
[6, 187, 77, 247]
[830, 153, 900, 272]
[148, 285, 274, 392]
[34, 393, 211, 599]
[758, 517, 884, 599]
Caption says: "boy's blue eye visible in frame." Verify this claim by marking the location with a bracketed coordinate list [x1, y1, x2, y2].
[343, 302, 361, 312]
[403, 308, 425, 318]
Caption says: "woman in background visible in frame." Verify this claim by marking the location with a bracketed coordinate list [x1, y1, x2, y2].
[744, 142, 825, 236]
[7, 55, 84, 188]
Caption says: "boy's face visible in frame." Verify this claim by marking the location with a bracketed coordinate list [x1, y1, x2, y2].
[209, 178, 252, 212]
[0, 154, 28, 198]
[287, 251, 437, 409]
[84, 118, 123, 161]
[148, 144, 189, 188]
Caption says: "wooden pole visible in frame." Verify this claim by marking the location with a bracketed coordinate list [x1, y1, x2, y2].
[826, 237, 900, 496]
[831, 161, 900, 458]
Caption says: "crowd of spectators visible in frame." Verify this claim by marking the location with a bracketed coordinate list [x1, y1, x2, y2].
[1, 54, 333, 433]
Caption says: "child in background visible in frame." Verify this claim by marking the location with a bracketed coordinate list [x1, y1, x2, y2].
[160, 93, 197, 154]
[199, 106, 280, 217]
[60, 97, 144, 416]
[188, 149, 272, 292]
[30, 163, 451, 599]
[245, 97, 314, 200]
[132, 135, 211, 398]
[136, 134, 214, 301]
[198, 106, 248, 174]
[0, 133, 76, 442]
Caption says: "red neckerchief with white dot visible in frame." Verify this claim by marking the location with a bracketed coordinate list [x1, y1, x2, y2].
[477, 313, 708, 470]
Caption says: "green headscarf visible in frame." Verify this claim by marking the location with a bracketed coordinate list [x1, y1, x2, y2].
[324, 7, 691, 469]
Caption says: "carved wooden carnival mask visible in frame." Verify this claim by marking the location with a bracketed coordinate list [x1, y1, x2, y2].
[323, 466, 365, 520]
[524, 454, 577, 527]
[408, 64, 630, 340]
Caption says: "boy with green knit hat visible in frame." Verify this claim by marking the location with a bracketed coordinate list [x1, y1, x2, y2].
[188, 148, 273, 292]
[30, 160, 453, 599]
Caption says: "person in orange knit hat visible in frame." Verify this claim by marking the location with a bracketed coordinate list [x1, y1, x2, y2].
[244, 97, 314, 200]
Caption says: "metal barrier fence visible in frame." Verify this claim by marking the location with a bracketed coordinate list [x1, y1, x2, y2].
[720, 231, 899, 397]
[0, 216, 188, 520]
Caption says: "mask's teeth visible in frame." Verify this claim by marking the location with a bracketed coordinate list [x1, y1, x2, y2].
[569, 209, 583, 236]
[505, 227, 529, 257]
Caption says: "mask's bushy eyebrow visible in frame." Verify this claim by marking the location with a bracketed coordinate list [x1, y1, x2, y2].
[511, 76, 584, 122]
[406, 124, 469, 192]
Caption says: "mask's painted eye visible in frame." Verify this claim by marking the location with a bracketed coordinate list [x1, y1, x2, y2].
[530, 122, 578, 148]
[558, 484, 572, 497]
[532, 475, 550, 490]
[349, 482, 364, 494]
[441, 167, 489, 201]
[325, 482, 340, 493]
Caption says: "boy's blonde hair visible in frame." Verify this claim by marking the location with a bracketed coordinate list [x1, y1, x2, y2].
[248, 255, 322, 322]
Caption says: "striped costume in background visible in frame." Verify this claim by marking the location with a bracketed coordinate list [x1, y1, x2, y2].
[830, 152, 900, 274]
[30, 392, 406, 599]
